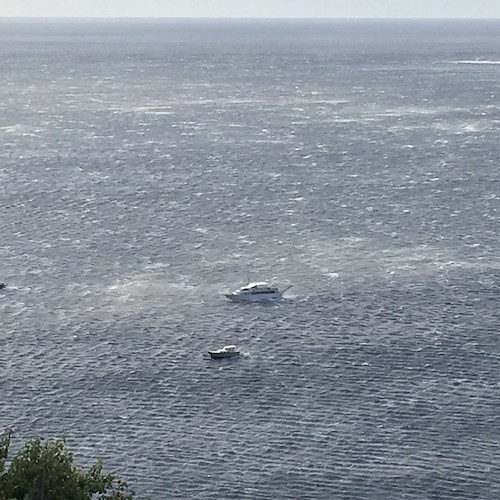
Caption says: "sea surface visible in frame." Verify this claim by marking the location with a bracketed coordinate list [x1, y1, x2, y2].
[0, 19, 499, 499]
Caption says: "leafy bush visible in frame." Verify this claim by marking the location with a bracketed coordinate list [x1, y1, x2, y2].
[0, 429, 135, 500]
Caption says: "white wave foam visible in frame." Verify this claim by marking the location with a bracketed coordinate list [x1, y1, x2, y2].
[302, 239, 497, 282]
[449, 60, 500, 65]
[0, 124, 36, 135]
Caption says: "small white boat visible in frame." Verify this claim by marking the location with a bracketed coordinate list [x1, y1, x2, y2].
[224, 282, 291, 302]
[208, 345, 240, 359]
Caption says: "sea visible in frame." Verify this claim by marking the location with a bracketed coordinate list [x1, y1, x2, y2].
[0, 19, 499, 499]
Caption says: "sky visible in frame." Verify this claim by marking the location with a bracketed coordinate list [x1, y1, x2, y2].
[1, 0, 500, 19]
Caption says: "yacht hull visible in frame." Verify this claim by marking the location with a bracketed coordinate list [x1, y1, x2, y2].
[224, 293, 282, 302]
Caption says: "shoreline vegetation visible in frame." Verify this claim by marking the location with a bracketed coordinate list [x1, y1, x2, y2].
[0, 429, 136, 500]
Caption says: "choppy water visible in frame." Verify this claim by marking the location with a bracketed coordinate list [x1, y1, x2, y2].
[1, 19, 499, 499]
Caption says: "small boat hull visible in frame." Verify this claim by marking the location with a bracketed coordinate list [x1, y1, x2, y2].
[209, 351, 240, 359]
[209, 345, 240, 359]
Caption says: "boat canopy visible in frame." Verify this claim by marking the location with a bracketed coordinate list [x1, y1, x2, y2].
[243, 282, 273, 289]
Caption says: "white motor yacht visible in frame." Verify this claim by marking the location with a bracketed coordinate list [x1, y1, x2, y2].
[224, 282, 291, 302]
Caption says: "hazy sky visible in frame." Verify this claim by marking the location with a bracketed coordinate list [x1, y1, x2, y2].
[1, 0, 500, 19]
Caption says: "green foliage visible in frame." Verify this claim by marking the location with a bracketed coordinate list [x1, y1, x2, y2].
[0, 429, 12, 476]
[0, 432, 135, 500]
